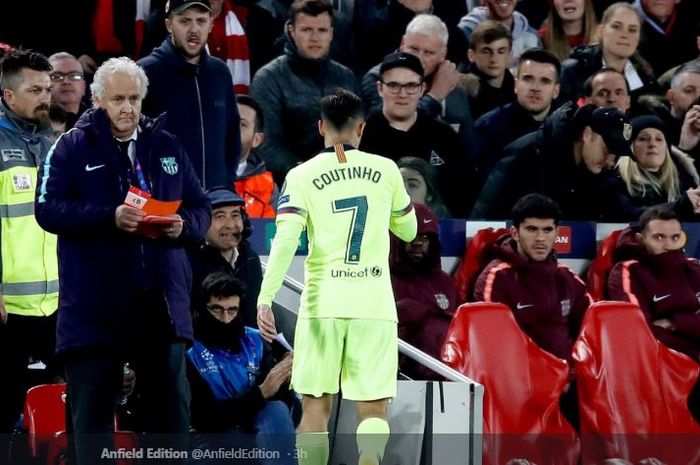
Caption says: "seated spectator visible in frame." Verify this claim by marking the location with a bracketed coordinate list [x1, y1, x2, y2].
[583, 67, 631, 113]
[391, 202, 457, 380]
[458, 0, 542, 69]
[560, 2, 658, 108]
[640, 62, 700, 149]
[398, 157, 451, 218]
[189, 188, 262, 328]
[47, 52, 88, 125]
[361, 14, 473, 150]
[608, 206, 700, 363]
[472, 48, 561, 188]
[471, 103, 632, 220]
[358, 0, 468, 73]
[249, 0, 359, 187]
[460, 20, 516, 120]
[474, 193, 591, 425]
[234, 95, 279, 218]
[360, 52, 470, 217]
[539, 0, 598, 61]
[633, 0, 698, 80]
[187, 273, 296, 464]
[609, 115, 700, 221]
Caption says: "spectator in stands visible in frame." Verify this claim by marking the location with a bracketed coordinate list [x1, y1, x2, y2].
[640, 62, 700, 149]
[189, 187, 262, 329]
[234, 95, 278, 218]
[139, 0, 241, 190]
[359, 0, 468, 73]
[560, 2, 658, 107]
[608, 205, 700, 362]
[608, 115, 700, 221]
[361, 14, 473, 151]
[472, 48, 561, 189]
[0, 49, 59, 461]
[398, 157, 451, 218]
[360, 52, 470, 217]
[632, 0, 698, 80]
[250, 0, 359, 187]
[471, 103, 632, 220]
[34, 57, 210, 465]
[474, 193, 590, 426]
[539, 0, 598, 61]
[583, 67, 631, 113]
[142, 0, 251, 93]
[48, 52, 88, 125]
[187, 273, 296, 464]
[460, 20, 516, 120]
[390, 202, 457, 380]
[458, 0, 542, 69]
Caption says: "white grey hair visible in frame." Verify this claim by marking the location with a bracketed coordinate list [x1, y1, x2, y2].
[47, 52, 78, 64]
[404, 14, 449, 47]
[671, 62, 700, 91]
[90, 57, 149, 101]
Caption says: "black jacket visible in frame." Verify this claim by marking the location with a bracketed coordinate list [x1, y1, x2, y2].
[560, 44, 659, 107]
[470, 102, 617, 220]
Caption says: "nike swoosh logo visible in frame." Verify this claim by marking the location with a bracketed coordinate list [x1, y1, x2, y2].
[653, 294, 670, 303]
[423, 219, 432, 223]
[516, 303, 533, 310]
[85, 164, 106, 172]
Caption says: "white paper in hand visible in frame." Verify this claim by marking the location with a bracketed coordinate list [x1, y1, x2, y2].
[275, 333, 294, 352]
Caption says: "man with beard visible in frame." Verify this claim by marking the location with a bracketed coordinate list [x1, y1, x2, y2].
[458, 0, 541, 68]
[139, 0, 241, 190]
[48, 52, 88, 127]
[189, 187, 263, 328]
[0, 49, 59, 463]
[390, 202, 458, 380]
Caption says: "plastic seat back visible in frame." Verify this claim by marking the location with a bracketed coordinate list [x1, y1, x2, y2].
[24, 383, 67, 458]
[453, 228, 508, 302]
[573, 301, 700, 463]
[586, 229, 623, 301]
[441, 302, 579, 465]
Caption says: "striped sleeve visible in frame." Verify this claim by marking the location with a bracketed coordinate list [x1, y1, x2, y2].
[607, 260, 641, 307]
[474, 261, 511, 302]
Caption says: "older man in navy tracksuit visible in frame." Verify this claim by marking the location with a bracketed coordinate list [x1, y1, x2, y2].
[35, 57, 210, 465]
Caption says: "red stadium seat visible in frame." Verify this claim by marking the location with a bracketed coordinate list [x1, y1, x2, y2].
[573, 301, 700, 464]
[441, 302, 579, 465]
[586, 229, 623, 301]
[453, 228, 508, 303]
[24, 383, 137, 465]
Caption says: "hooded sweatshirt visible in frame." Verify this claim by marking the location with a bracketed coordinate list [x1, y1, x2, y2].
[608, 228, 700, 361]
[458, 6, 541, 69]
[473, 233, 592, 361]
[390, 204, 458, 380]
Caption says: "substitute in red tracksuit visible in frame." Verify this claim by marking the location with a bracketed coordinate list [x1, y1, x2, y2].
[608, 212, 700, 362]
[390, 203, 458, 380]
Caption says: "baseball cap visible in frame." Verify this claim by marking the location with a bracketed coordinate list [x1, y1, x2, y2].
[206, 187, 244, 209]
[574, 104, 633, 158]
[379, 52, 424, 78]
[165, 0, 212, 14]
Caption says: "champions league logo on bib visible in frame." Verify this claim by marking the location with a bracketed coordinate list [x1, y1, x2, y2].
[160, 157, 178, 175]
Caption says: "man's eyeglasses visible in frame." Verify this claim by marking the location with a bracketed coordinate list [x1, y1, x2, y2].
[207, 304, 239, 317]
[381, 81, 423, 95]
[50, 72, 84, 83]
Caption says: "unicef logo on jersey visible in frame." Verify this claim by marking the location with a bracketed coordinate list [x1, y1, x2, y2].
[331, 266, 382, 279]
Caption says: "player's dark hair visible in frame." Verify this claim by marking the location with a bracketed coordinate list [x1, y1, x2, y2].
[1, 49, 51, 91]
[639, 205, 679, 231]
[320, 89, 365, 132]
[511, 193, 562, 228]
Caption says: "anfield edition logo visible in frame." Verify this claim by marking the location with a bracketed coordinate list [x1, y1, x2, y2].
[331, 266, 382, 278]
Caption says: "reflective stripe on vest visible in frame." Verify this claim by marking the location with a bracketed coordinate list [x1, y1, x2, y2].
[0, 164, 58, 316]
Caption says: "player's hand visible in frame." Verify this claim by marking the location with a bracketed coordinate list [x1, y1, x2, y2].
[115, 205, 146, 232]
[257, 304, 277, 342]
[0, 298, 7, 325]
